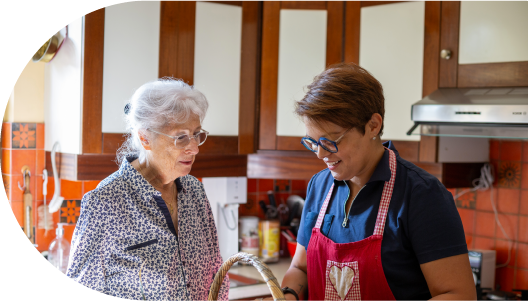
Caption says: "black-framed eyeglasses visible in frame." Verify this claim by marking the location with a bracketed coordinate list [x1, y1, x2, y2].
[300, 128, 351, 153]
[147, 128, 209, 149]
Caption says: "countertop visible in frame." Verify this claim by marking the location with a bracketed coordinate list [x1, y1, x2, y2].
[228, 258, 292, 300]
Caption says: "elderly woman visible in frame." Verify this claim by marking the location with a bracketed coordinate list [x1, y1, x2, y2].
[277, 63, 476, 300]
[67, 78, 229, 300]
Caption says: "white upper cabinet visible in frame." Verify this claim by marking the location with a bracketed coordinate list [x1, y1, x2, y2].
[102, 1, 161, 134]
[459, 2, 528, 65]
[276, 9, 327, 137]
[194, 2, 242, 136]
[359, 1, 425, 141]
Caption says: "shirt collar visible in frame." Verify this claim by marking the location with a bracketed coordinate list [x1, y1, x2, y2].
[366, 140, 398, 183]
[120, 155, 183, 203]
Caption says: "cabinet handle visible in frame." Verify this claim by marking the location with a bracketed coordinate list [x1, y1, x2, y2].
[440, 49, 452, 60]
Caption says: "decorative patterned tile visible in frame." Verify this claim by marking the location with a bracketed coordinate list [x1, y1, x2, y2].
[1, 123, 12, 149]
[500, 140, 522, 161]
[60, 200, 81, 224]
[11, 123, 36, 149]
[454, 189, 476, 209]
[275, 179, 290, 192]
[498, 161, 521, 188]
[36, 123, 44, 150]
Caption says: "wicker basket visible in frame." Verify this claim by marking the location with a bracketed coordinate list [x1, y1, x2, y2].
[208, 252, 286, 301]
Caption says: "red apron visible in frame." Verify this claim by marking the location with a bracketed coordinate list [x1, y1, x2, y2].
[307, 148, 397, 301]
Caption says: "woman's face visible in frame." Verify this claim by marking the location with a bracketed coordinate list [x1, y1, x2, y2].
[304, 117, 378, 182]
[147, 114, 202, 181]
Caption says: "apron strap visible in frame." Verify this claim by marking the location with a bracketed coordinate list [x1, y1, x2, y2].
[314, 183, 334, 229]
[373, 148, 397, 236]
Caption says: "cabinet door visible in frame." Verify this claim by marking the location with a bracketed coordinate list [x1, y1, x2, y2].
[440, 1, 528, 88]
[259, 1, 344, 151]
[343, 1, 440, 163]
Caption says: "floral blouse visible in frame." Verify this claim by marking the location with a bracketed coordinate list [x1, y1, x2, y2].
[66, 156, 229, 300]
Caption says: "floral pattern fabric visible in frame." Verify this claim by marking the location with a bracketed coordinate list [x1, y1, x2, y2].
[66, 156, 229, 300]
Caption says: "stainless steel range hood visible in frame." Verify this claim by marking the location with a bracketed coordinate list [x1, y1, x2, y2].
[407, 87, 528, 139]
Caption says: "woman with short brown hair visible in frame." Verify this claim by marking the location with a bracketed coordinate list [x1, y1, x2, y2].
[278, 63, 476, 300]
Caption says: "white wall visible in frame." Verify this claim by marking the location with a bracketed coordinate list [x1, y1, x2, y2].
[194, 2, 242, 136]
[102, 1, 160, 133]
[459, 2, 528, 65]
[276, 9, 327, 137]
[44, 17, 83, 154]
[359, 2, 424, 141]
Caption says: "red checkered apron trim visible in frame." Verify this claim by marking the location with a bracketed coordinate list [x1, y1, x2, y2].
[314, 183, 335, 229]
[325, 261, 361, 301]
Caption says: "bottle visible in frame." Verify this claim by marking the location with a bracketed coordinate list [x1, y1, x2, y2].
[48, 223, 70, 274]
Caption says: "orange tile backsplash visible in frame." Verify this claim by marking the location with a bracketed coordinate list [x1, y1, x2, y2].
[452, 139, 528, 292]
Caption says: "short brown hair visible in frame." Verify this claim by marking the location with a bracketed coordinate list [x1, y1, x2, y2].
[295, 63, 385, 136]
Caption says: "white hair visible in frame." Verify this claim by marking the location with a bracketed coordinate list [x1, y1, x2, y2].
[117, 78, 208, 164]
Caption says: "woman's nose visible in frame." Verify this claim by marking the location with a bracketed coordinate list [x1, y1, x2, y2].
[185, 137, 200, 154]
[316, 145, 330, 159]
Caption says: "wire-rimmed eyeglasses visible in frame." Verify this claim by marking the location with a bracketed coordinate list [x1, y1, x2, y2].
[300, 128, 351, 153]
[147, 128, 209, 149]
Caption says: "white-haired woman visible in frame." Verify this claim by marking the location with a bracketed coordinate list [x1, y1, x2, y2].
[66, 78, 229, 300]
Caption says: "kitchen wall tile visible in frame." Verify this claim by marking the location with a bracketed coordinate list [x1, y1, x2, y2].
[247, 179, 257, 193]
[476, 188, 497, 212]
[495, 239, 516, 268]
[474, 236, 495, 250]
[523, 141, 528, 162]
[500, 141, 522, 161]
[60, 179, 83, 200]
[1, 122, 12, 149]
[11, 123, 36, 149]
[274, 179, 290, 192]
[455, 189, 476, 209]
[10, 200, 24, 227]
[291, 180, 307, 192]
[497, 188, 520, 214]
[496, 267, 515, 292]
[465, 234, 474, 249]
[520, 191, 528, 215]
[11, 149, 36, 176]
[63, 224, 76, 243]
[517, 242, 528, 269]
[516, 269, 528, 290]
[9, 174, 35, 202]
[498, 161, 522, 188]
[519, 216, 528, 243]
[240, 193, 260, 217]
[1, 149, 11, 174]
[45, 177, 55, 202]
[522, 163, 528, 189]
[258, 179, 274, 193]
[490, 140, 499, 161]
[36, 123, 44, 150]
[2, 174, 11, 200]
[34, 175, 44, 202]
[36, 150, 45, 176]
[458, 208, 475, 235]
[82, 180, 101, 195]
[475, 212, 496, 238]
[496, 214, 518, 241]
[60, 200, 81, 224]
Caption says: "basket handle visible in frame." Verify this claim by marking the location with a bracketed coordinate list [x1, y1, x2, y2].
[208, 252, 286, 301]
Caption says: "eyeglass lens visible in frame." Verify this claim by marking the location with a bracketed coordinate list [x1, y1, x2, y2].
[301, 138, 337, 153]
[174, 132, 208, 148]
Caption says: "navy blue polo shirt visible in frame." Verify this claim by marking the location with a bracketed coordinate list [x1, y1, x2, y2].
[298, 141, 468, 300]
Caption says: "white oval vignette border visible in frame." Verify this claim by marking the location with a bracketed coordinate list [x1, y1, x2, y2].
[0, 1, 131, 300]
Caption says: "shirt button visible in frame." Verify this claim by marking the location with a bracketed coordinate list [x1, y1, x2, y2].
[186, 283, 190, 288]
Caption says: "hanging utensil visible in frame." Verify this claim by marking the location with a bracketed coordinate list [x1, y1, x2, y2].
[19, 166, 34, 243]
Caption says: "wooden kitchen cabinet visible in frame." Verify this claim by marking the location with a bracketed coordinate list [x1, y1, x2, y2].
[439, 1, 528, 88]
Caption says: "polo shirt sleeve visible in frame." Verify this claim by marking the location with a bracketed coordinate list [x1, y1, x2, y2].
[407, 176, 468, 264]
[298, 174, 319, 249]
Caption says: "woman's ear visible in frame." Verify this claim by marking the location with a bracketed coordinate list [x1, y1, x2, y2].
[138, 130, 151, 150]
[368, 113, 383, 137]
